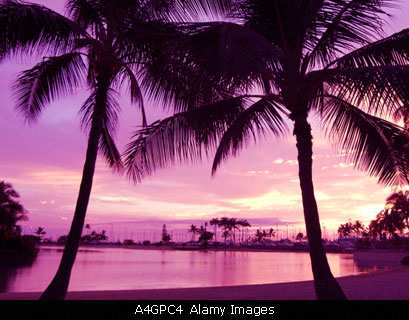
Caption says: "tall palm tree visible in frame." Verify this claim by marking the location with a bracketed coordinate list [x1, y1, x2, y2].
[0, 0, 228, 300]
[188, 224, 199, 241]
[231, 218, 250, 243]
[209, 218, 219, 241]
[125, 0, 409, 299]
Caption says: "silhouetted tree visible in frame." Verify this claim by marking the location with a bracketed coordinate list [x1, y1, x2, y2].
[188, 224, 199, 242]
[197, 224, 213, 247]
[209, 218, 220, 242]
[0, 0, 224, 299]
[385, 191, 409, 227]
[34, 227, 46, 240]
[338, 222, 354, 238]
[338, 220, 366, 238]
[254, 229, 267, 243]
[370, 209, 405, 239]
[125, 1, 409, 299]
[161, 224, 171, 243]
[208, 217, 250, 244]
[254, 227, 275, 242]
[0, 181, 27, 239]
[81, 229, 108, 243]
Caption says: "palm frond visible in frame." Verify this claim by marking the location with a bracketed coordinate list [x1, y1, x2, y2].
[238, 0, 323, 52]
[164, 0, 235, 22]
[138, 21, 282, 112]
[79, 87, 120, 134]
[113, 64, 147, 126]
[329, 28, 409, 68]
[0, 0, 85, 58]
[211, 97, 287, 175]
[310, 65, 409, 118]
[116, 65, 144, 107]
[320, 95, 409, 185]
[124, 96, 250, 182]
[307, 0, 394, 68]
[99, 125, 123, 172]
[65, 0, 103, 32]
[13, 52, 86, 121]
[80, 86, 123, 169]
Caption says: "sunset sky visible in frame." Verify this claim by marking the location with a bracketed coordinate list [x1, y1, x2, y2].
[2, 0, 409, 238]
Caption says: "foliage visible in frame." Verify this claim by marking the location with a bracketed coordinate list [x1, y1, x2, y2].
[188, 224, 199, 241]
[81, 229, 108, 243]
[0, 181, 27, 238]
[57, 235, 68, 245]
[339, 191, 409, 240]
[253, 228, 275, 243]
[125, 0, 409, 188]
[337, 220, 366, 238]
[161, 224, 171, 243]
[296, 232, 304, 241]
[197, 224, 214, 247]
[34, 227, 46, 238]
[209, 217, 250, 243]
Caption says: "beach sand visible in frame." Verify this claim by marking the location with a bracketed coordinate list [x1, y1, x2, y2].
[1, 250, 408, 300]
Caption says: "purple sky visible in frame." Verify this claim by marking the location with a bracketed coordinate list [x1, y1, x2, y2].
[2, 1, 409, 238]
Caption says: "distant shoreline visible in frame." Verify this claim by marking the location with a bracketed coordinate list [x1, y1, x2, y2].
[39, 242, 352, 254]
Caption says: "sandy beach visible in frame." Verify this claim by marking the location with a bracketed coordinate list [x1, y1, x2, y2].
[1, 250, 408, 300]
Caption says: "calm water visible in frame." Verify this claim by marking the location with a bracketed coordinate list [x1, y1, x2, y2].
[0, 246, 380, 293]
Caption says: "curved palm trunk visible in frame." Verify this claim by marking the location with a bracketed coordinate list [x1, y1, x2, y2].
[40, 76, 109, 299]
[293, 115, 347, 300]
[40, 116, 101, 300]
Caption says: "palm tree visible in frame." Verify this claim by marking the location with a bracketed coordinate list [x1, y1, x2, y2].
[197, 224, 213, 247]
[231, 218, 250, 243]
[337, 221, 354, 238]
[209, 218, 219, 241]
[386, 191, 409, 227]
[188, 224, 199, 241]
[0, 0, 225, 299]
[34, 227, 46, 239]
[125, 1, 409, 299]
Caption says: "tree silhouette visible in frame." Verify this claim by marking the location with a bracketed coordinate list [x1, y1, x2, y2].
[34, 227, 46, 239]
[208, 217, 250, 244]
[0, 181, 27, 239]
[197, 224, 213, 247]
[188, 224, 199, 242]
[338, 220, 366, 238]
[0, 0, 226, 299]
[385, 191, 409, 227]
[125, 1, 409, 299]
[161, 224, 171, 243]
[296, 232, 304, 242]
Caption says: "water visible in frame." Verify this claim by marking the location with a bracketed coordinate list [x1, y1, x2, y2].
[0, 246, 381, 293]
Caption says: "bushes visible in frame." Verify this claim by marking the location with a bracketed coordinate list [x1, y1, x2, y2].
[0, 234, 38, 266]
[401, 256, 409, 265]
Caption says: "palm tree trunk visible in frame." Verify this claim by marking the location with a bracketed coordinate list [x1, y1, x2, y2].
[293, 115, 347, 300]
[40, 114, 101, 300]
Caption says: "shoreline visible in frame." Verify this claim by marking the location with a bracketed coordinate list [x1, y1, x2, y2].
[1, 249, 408, 300]
[1, 267, 408, 300]
[39, 243, 353, 254]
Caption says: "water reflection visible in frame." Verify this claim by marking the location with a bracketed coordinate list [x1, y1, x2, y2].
[0, 247, 384, 293]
